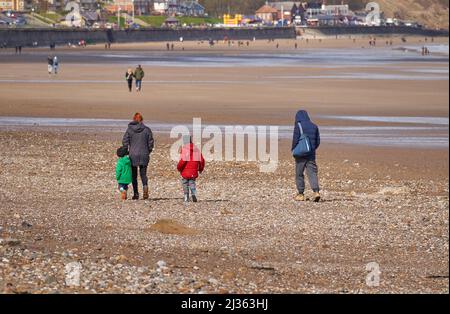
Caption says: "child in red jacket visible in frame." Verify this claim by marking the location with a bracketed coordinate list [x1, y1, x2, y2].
[177, 136, 205, 203]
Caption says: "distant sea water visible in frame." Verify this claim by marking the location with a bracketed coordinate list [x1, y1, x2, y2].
[96, 44, 450, 68]
[401, 44, 449, 55]
[0, 116, 447, 149]
[88, 44, 450, 81]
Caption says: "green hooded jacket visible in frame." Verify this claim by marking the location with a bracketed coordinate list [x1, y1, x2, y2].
[116, 156, 132, 184]
[134, 67, 145, 80]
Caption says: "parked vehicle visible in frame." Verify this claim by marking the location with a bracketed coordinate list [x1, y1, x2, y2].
[14, 16, 27, 26]
[129, 23, 140, 30]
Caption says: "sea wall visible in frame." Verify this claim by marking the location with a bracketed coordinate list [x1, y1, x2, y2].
[1, 26, 446, 47]
[298, 26, 449, 38]
[0, 27, 296, 47]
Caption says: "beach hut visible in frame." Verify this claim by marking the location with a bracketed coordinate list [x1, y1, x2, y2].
[81, 11, 102, 27]
[164, 16, 180, 27]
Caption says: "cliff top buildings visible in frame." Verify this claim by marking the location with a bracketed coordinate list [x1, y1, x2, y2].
[153, 0, 205, 17]
[255, 1, 356, 26]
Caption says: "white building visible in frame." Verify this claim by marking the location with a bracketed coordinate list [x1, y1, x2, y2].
[321, 4, 350, 16]
[306, 4, 352, 19]
[154, 0, 177, 14]
[154, 0, 204, 16]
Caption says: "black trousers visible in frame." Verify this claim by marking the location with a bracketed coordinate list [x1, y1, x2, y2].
[127, 79, 133, 92]
[132, 166, 148, 195]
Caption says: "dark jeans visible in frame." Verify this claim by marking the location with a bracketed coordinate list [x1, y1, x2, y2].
[295, 158, 320, 194]
[182, 179, 197, 196]
[135, 80, 142, 91]
[118, 184, 128, 191]
[132, 165, 148, 195]
[127, 79, 133, 92]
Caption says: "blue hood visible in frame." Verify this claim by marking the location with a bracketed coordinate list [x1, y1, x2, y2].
[295, 110, 311, 122]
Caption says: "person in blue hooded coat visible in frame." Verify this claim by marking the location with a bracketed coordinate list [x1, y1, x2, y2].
[292, 110, 321, 202]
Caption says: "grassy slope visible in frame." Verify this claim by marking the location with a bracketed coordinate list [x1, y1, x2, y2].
[107, 16, 126, 28]
[40, 12, 63, 23]
[137, 16, 221, 27]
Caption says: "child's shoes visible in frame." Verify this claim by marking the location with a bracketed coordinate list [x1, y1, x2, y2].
[120, 188, 127, 201]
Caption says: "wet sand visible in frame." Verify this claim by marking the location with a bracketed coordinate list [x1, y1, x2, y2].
[0, 37, 448, 125]
[0, 65, 448, 124]
[0, 37, 448, 294]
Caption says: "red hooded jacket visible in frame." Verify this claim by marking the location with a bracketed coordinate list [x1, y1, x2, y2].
[177, 143, 205, 179]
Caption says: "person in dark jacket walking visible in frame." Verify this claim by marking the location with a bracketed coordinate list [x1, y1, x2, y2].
[122, 113, 155, 200]
[125, 68, 134, 92]
[292, 110, 321, 202]
[134, 65, 145, 92]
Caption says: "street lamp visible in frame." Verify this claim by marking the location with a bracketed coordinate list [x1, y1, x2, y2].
[132, 0, 135, 24]
[117, 6, 121, 29]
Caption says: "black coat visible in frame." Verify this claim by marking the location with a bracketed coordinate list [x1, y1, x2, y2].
[292, 110, 320, 160]
[125, 72, 134, 81]
[123, 121, 154, 167]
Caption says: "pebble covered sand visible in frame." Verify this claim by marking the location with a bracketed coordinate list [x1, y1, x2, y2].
[0, 129, 448, 294]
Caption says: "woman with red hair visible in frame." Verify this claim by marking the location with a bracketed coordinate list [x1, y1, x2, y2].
[122, 113, 154, 200]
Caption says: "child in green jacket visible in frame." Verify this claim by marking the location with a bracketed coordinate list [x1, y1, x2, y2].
[116, 146, 132, 200]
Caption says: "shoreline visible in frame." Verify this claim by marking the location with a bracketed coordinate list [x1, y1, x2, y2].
[0, 115, 448, 150]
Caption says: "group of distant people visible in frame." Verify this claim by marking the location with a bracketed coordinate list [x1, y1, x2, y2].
[422, 46, 431, 56]
[166, 42, 175, 51]
[125, 65, 145, 92]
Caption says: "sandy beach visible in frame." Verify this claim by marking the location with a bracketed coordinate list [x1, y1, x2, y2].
[0, 37, 448, 293]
